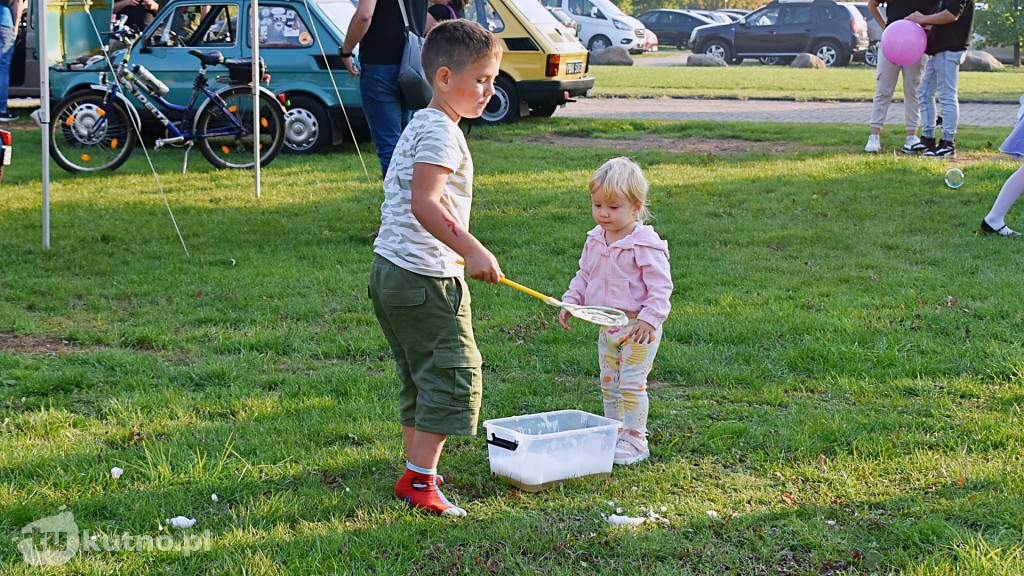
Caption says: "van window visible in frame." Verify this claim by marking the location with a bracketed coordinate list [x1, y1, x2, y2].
[465, 0, 505, 33]
[567, 0, 603, 19]
[251, 5, 316, 47]
[149, 4, 239, 47]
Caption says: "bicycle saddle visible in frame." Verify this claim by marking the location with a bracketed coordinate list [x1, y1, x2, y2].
[188, 50, 225, 66]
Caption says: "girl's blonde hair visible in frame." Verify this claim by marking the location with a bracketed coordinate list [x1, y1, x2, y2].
[589, 157, 652, 222]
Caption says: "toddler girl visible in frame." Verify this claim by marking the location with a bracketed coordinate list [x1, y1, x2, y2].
[559, 157, 673, 465]
[982, 94, 1024, 236]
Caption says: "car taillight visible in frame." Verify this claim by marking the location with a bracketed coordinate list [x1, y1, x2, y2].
[546, 54, 560, 77]
[0, 130, 11, 146]
[851, 19, 862, 34]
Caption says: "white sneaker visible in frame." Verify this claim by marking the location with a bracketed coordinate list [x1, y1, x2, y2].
[864, 134, 881, 153]
[902, 135, 922, 154]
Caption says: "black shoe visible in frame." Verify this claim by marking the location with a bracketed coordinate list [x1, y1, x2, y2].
[981, 219, 1021, 236]
[907, 136, 935, 154]
[0, 111, 19, 122]
[923, 139, 955, 158]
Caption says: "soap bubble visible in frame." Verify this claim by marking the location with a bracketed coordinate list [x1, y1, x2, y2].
[945, 168, 965, 189]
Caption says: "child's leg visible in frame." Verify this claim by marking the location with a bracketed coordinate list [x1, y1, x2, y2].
[597, 326, 626, 422]
[395, 428, 465, 516]
[598, 322, 661, 431]
[615, 323, 663, 436]
[984, 163, 1024, 232]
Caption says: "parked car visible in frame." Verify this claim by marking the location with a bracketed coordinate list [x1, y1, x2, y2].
[636, 9, 713, 50]
[691, 9, 733, 23]
[851, 2, 883, 66]
[464, 0, 595, 124]
[542, 0, 646, 52]
[48, 0, 366, 155]
[690, 0, 869, 67]
[643, 29, 658, 52]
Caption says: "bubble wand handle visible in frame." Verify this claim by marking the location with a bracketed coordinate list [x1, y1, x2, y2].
[455, 258, 561, 305]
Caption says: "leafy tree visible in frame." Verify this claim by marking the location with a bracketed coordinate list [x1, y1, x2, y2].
[974, 0, 1023, 66]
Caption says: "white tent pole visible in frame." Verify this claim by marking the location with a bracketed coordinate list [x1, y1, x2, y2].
[38, 0, 50, 249]
[252, 0, 260, 198]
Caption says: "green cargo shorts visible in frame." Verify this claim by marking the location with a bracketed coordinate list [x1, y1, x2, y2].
[368, 255, 483, 436]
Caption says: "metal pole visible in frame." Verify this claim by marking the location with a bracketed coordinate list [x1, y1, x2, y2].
[38, 0, 50, 248]
[252, 0, 260, 198]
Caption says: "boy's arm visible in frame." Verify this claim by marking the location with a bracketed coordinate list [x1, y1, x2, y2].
[410, 162, 503, 284]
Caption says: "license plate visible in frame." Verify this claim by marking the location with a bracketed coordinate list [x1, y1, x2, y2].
[2, 145, 10, 166]
[566, 60, 583, 75]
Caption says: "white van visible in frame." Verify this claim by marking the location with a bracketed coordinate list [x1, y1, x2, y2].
[542, 0, 645, 52]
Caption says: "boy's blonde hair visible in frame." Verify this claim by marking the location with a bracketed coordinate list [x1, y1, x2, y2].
[590, 157, 652, 222]
[422, 20, 503, 85]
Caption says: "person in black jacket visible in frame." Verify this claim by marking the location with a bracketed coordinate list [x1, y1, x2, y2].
[339, 0, 428, 179]
[907, 0, 975, 158]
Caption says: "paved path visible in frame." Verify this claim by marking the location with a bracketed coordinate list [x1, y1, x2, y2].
[558, 96, 1020, 127]
[556, 51, 1020, 127]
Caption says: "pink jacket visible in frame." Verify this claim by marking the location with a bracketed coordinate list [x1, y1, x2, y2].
[562, 223, 673, 329]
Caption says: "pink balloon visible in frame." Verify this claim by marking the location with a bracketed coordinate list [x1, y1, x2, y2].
[880, 19, 927, 66]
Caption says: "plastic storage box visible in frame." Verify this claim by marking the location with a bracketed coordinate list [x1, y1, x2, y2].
[483, 410, 621, 491]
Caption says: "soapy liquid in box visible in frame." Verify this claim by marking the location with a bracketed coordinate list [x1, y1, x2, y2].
[483, 410, 621, 492]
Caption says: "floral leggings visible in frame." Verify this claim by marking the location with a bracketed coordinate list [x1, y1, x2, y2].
[598, 319, 663, 435]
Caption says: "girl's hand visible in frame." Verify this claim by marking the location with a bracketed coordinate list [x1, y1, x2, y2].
[621, 320, 656, 345]
[558, 308, 572, 331]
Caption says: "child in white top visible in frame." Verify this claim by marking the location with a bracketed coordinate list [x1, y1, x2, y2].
[560, 157, 673, 465]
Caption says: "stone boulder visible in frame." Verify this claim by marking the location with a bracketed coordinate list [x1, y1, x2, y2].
[589, 46, 634, 66]
[961, 50, 1004, 71]
[687, 53, 727, 67]
[790, 53, 826, 69]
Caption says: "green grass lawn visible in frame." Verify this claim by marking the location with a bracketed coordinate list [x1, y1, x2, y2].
[591, 55, 1024, 102]
[3, 119, 1024, 575]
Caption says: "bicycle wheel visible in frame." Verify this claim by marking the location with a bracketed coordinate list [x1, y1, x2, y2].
[195, 87, 285, 169]
[50, 90, 137, 173]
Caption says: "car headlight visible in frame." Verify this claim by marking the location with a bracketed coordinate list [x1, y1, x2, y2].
[613, 19, 631, 30]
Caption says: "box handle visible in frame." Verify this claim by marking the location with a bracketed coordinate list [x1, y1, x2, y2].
[486, 433, 519, 451]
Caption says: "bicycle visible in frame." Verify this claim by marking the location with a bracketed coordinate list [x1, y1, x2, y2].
[49, 23, 286, 173]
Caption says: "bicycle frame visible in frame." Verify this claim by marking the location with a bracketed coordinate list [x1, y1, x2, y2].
[100, 43, 252, 149]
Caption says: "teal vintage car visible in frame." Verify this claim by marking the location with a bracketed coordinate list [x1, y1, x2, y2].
[48, 0, 365, 154]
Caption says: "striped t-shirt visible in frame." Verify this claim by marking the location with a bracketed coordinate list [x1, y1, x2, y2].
[373, 108, 473, 278]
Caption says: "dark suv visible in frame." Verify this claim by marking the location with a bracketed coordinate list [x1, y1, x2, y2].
[689, 0, 869, 67]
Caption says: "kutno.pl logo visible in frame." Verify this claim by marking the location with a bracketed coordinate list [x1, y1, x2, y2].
[18, 508, 210, 567]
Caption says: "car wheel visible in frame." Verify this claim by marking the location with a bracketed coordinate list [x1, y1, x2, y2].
[283, 95, 332, 155]
[813, 40, 841, 67]
[702, 39, 732, 62]
[864, 42, 879, 67]
[588, 35, 611, 51]
[759, 56, 781, 65]
[478, 76, 519, 124]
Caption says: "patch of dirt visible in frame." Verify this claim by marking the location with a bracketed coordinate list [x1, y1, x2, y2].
[529, 134, 822, 156]
[0, 332, 97, 355]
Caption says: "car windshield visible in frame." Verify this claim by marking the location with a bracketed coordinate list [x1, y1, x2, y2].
[504, 0, 560, 24]
[315, 0, 356, 36]
[588, 0, 626, 17]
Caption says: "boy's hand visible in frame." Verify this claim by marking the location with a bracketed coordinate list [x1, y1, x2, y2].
[558, 309, 572, 331]
[620, 320, 656, 345]
[463, 250, 502, 284]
